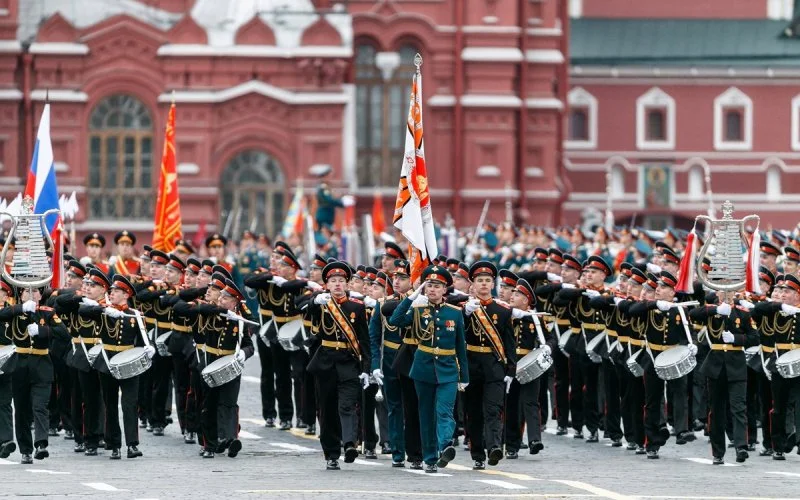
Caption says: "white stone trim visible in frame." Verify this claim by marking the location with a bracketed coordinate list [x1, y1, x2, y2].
[687, 165, 704, 201]
[54, 162, 69, 173]
[77, 221, 211, 231]
[156, 44, 351, 58]
[565, 87, 597, 150]
[767, 165, 782, 197]
[461, 25, 521, 34]
[569, 0, 583, 18]
[342, 83, 356, 188]
[791, 94, 800, 151]
[461, 95, 522, 108]
[29, 43, 89, 55]
[159, 80, 348, 105]
[525, 49, 564, 64]
[713, 87, 752, 151]
[0, 89, 23, 101]
[636, 87, 675, 151]
[768, 0, 794, 20]
[526, 27, 563, 37]
[375, 52, 401, 81]
[525, 167, 544, 177]
[476, 165, 500, 177]
[0, 40, 21, 53]
[177, 163, 199, 175]
[525, 189, 560, 199]
[428, 95, 457, 107]
[526, 98, 563, 110]
[462, 47, 523, 63]
[31, 89, 89, 102]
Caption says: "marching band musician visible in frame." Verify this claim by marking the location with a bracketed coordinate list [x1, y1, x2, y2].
[305, 262, 371, 470]
[110, 231, 141, 277]
[749, 270, 779, 457]
[628, 271, 696, 459]
[82, 233, 110, 275]
[0, 278, 15, 459]
[1, 286, 68, 464]
[689, 288, 758, 464]
[78, 275, 154, 460]
[388, 266, 469, 473]
[54, 267, 109, 456]
[462, 260, 516, 469]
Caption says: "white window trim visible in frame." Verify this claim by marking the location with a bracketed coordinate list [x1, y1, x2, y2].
[767, 165, 782, 198]
[688, 165, 704, 201]
[636, 87, 675, 151]
[790, 94, 800, 151]
[565, 87, 597, 150]
[713, 87, 752, 151]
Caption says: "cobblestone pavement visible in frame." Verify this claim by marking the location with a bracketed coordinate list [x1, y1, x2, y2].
[4, 355, 799, 499]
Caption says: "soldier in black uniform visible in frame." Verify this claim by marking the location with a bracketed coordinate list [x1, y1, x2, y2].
[0, 278, 16, 459]
[462, 261, 516, 469]
[689, 290, 758, 464]
[1, 286, 68, 464]
[306, 262, 371, 470]
[79, 275, 154, 459]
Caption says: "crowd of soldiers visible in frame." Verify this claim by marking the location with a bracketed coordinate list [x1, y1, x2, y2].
[0, 222, 799, 472]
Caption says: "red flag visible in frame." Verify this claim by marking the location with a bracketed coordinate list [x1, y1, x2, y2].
[152, 103, 182, 252]
[372, 191, 386, 235]
[193, 220, 207, 250]
[675, 229, 696, 294]
[50, 218, 64, 288]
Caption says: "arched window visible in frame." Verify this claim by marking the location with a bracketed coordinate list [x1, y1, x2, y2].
[767, 165, 782, 198]
[610, 165, 624, 199]
[355, 43, 420, 187]
[220, 150, 285, 237]
[88, 95, 154, 219]
[688, 165, 704, 201]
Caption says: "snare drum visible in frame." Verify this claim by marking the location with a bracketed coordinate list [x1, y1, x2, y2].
[745, 346, 763, 373]
[108, 347, 152, 380]
[585, 332, 607, 364]
[201, 355, 244, 388]
[277, 320, 305, 352]
[775, 349, 800, 379]
[155, 332, 172, 357]
[626, 349, 645, 378]
[86, 344, 103, 366]
[516, 347, 553, 384]
[557, 330, 571, 358]
[654, 345, 696, 381]
[0, 345, 15, 374]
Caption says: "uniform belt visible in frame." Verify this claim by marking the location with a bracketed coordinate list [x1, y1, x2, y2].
[273, 315, 301, 324]
[171, 324, 191, 333]
[761, 345, 775, 353]
[710, 344, 743, 352]
[16, 347, 48, 355]
[144, 317, 155, 325]
[556, 319, 571, 326]
[648, 343, 678, 352]
[516, 348, 532, 356]
[321, 340, 349, 350]
[403, 338, 419, 345]
[583, 323, 605, 331]
[628, 339, 644, 347]
[617, 336, 630, 343]
[73, 337, 99, 344]
[195, 344, 205, 351]
[258, 308, 274, 317]
[418, 345, 455, 356]
[606, 330, 618, 337]
[467, 344, 493, 354]
[775, 343, 799, 351]
[542, 315, 554, 322]
[384, 340, 401, 350]
[303, 320, 313, 328]
[203, 346, 235, 356]
[157, 321, 172, 329]
[103, 344, 134, 352]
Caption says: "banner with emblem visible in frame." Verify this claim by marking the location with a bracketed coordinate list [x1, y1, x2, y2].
[393, 53, 438, 284]
[152, 102, 182, 252]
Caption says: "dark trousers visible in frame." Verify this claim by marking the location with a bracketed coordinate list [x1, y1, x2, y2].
[691, 348, 709, 422]
[69, 367, 84, 444]
[256, 336, 276, 420]
[465, 379, 504, 460]
[172, 355, 191, 433]
[186, 367, 204, 435]
[770, 374, 799, 453]
[149, 354, 172, 428]
[12, 356, 53, 454]
[759, 371, 773, 448]
[48, 353, 72, 432]
[603, 358, 623, 440]
[303, 369, 317, 426]
[708, 369, 746, 459]
[270, 342, 294, 423]
[77, 369, 103, 448]
[202, 376, 241, 450]
[570, 355, 600, 433]
[137, 361, 151, 423]
[538, 368, 552, 424]
[0, 372, 12, 444]
[504, 379, 523, 452]
[315, 372, 359, 460]
[623, 371, 645, 447]
[362, 384, 389, 449]
[383, 371, 405, 461]
[745, 367, 760, 445]
[290, 350, 309, 424]
[552, 349, 570, 428]
[399, 374, 422, 461]
[519, 377, 543, 444]
[644, 365, 687, 450]
[100, 372, 140, 448]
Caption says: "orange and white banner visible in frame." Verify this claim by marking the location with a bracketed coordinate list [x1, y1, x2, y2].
[392, 54, 437, 283]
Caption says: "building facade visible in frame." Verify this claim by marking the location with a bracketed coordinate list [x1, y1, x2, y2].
[565, 0, 800, 229]
[0, 0, 568, 243]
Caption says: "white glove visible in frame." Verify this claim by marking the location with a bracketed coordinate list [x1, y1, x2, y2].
[151, 279, 164, 285]
[583, 289, 601, 298]
[27, 323, 39, 337]
[408, 282, 425, 301]
[464, 298, 480, 316]
[458, 382, 469, 392]
[656, 300, 673, 311]
[235, 350, 246, 363]
[144, 345, 156, 359]
[613, 296, 624, 305]
[341, 195, 355, 207]
[738, 300, 754, 311]
[646, 263, 662, 274]
[104, 307, 123, 318]
[22, 300, 37, 314]
[547, 272, 561, 282]
[372, 368, 384, 386]
[81, 298, 99, 306]
[511, 308, 527, 319]
[782, 303, 800, 315]
[314, 293, 331, 305]
[561, 283, 575, 289]
[223, 310, 241, 322]
[716, 303, 732, 316]
[358, 372, 370, 389]
[721, 331, 735, 344]
[363, 297, 377, 308]
[411, 295, 428, 308]
[542, 345, 552, 355]
[503, 375, 513, 394]
[349, 291, 364, 299]
[272, 276, 288, 287]
[306, 281, 323, 291]
[687, 343, 698, 356]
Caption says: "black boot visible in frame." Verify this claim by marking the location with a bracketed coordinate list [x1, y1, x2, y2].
[127, 446, 142, 458]
[110, 448, 121, 460]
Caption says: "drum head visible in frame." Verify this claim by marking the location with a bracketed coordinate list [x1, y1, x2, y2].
[278, 320, 304, 340]
[777, 349, 800, 364]
[654, 345, 690, 368]
[202, 355, 237, 375]
[87, 344, 102, 356]
[108, 347, 145, 366]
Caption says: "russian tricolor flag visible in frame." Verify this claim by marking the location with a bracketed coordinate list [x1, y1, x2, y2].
[24, 104, 64, 288]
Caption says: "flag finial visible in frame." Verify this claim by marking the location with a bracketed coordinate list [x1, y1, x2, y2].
[414, 53, 422, 69]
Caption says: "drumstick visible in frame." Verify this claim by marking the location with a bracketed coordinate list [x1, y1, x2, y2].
[219, 313, 258, 326]
[530, 310, 547, 348]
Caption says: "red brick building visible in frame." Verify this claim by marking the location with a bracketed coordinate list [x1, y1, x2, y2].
[0, 0, 569, 243]
[566, 0, 800, 229]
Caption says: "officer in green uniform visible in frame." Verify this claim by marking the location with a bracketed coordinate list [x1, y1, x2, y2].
[389, 265, 469, 474]
[314, 166, 344, 230]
